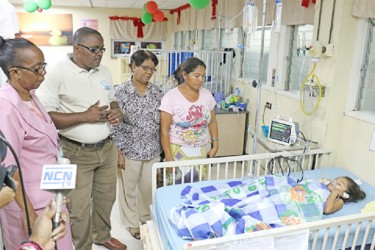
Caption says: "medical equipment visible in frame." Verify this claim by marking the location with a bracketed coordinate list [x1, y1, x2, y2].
[273, 0, 282, 32]
[268, 118, 299, 146]
[243, 1, 258, 34]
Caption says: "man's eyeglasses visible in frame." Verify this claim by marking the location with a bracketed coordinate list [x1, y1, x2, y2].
[139, 65, 156, 73]
[10, 62, 47, 76]
[76, 43, 106, 54]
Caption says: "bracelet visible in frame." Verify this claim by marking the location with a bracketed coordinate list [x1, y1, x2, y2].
[211, 138, 219, 141]
[19, 240, 44, 250]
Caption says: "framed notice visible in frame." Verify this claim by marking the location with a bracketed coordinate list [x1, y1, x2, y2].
[111, 40, 136, 58]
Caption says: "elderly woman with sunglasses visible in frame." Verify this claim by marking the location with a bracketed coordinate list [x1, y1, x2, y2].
[111, 50, 164, 240]
[0, 36, 73, 249]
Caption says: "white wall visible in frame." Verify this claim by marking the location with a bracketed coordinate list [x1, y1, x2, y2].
[240, 0, 375, 185]
[14, 5, 173, 84]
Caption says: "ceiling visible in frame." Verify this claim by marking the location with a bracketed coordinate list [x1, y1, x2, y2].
[8, 0, 189, 10]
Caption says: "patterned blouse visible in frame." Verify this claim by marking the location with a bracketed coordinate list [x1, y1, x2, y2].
[111, 80, 164, 160]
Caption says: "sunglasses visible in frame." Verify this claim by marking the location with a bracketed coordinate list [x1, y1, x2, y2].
[76, 43, 106, 54]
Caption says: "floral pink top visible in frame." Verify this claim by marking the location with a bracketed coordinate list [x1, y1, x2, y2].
[159, 87, 216, 147]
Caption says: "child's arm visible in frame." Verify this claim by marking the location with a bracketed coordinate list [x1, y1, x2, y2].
[324, 189, 345, 214]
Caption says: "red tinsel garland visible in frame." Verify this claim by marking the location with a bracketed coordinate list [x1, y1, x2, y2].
[170, 0, 218, 24]
[169, 4, 190, 24]
[109, 15, 168, 38]
[301, 0, 316, 8]
[211, 0, 218, 20]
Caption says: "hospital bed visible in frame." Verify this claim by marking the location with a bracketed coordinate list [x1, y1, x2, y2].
[141, 149, 375, 250]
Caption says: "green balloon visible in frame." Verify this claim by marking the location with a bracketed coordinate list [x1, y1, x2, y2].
[188, 0, 210, 9]
[24, 0, 38, 13]
[141, 12, 153, 24]
[38, 0, 52, 10]
[143, 3, 148, 13]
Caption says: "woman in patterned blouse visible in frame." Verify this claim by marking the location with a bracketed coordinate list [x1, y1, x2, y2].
[111, 50, 164, 240]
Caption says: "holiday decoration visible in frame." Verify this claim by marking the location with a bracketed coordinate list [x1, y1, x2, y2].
[38, 0, 52, 10]
[141, 12, 153, 24]
[153, 10, 165, 22]
[24, 0, 38, 13]
[188, 0, 210, 9]
[145, 1, 158, 14]
[141, 1, 165, 24]
[23, 0, 52, 12]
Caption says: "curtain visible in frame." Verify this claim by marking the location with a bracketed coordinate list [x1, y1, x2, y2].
[352, 0, 375, 18]
[281, 0, 315, 25]
[171, 0, 245, 32]
[171, 0, 315, 32]
[109, 17, 168, 40]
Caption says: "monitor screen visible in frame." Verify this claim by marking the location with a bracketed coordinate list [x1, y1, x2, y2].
[269, 121, 292, 143]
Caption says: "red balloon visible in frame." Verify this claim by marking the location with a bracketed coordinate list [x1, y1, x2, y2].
[153, 10, 164, 22]
[37, 7, 42, 12]
[145, 1, 158, 14]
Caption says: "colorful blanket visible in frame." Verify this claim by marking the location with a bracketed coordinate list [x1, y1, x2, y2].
[170, 175, 331, 240]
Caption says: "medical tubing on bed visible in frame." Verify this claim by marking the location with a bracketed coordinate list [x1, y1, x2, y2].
[299, 63, 322, 116]
[267, 156, 304, 183]
[0, 135, 32, 236]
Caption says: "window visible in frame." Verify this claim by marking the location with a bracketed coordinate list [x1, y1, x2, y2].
[285, 24, 314, 92]
[173, 32, 183, 50]
[356, 19, 375, 114]
[220, 27, 242, 48]
[203, 29, 215, 50]
[242, 26, 271, 84]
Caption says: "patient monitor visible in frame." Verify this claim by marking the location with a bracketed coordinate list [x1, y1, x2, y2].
[268, 119, 299, 146]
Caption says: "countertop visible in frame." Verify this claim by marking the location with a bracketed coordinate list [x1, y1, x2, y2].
[215, 106, 248, 115]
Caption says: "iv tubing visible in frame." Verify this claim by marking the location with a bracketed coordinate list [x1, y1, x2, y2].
[299, 62, 322, 116]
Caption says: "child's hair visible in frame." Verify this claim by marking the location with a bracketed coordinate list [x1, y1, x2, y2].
[344, 176, 366, 203]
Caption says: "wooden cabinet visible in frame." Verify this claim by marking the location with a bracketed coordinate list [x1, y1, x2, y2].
[215, 111, 248, 157]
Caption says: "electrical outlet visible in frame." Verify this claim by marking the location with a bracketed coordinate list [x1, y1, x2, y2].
[265, 102, 272, 109]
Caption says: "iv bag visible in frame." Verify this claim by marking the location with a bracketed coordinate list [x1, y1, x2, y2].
[243, 1, 258, 34]
[273, 0, 282, 32]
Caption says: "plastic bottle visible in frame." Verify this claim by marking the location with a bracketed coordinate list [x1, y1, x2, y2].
[234, 86, 241, 97]
[233, 86, 241, 104]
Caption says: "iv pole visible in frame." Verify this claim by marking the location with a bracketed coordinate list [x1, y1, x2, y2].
[251, 0, 267, 155]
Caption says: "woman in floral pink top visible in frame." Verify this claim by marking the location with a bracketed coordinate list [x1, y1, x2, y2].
[160, 57, 219, 184]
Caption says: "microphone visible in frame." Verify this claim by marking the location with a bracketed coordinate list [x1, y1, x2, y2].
[40, 158, 77, 230]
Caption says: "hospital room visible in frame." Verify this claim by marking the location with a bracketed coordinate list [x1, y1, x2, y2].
[0, 0, 375, 249]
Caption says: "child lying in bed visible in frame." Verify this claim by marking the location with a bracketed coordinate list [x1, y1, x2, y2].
[170, 175, 367, 240]
[319, 177, 366, 214]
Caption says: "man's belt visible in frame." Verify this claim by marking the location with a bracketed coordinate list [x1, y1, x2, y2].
[59, 135, 110, 149]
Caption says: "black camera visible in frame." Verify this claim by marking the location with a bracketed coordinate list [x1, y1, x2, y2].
[0, 130, 17, 192]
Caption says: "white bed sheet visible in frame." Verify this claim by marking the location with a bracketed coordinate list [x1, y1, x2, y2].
[153, 167, 375, 250]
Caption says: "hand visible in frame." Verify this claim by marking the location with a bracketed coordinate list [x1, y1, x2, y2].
[332, 189, 346, 199]
[0, 186, 16, 208]
[118, 150, 125, 170]
[207, 145, 218, 158]
[84, 100, 109, 123]
[106, 108, 124, 126]
[29, 200, 67, 250]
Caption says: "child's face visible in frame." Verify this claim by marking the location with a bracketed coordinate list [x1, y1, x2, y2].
[327, 177, 349, 192]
